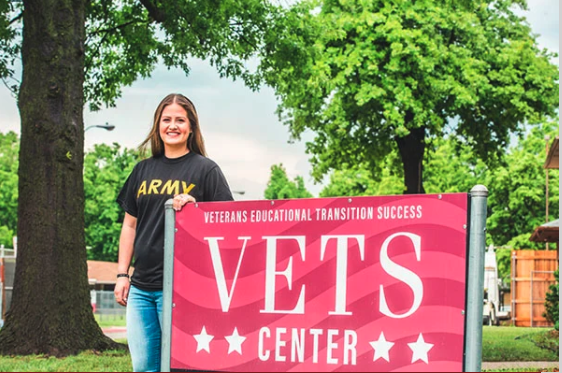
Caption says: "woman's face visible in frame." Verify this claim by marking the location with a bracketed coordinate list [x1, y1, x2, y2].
[159, 103, 190, 155]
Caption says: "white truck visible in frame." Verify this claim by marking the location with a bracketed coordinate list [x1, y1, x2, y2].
[483, 245, 511, 326]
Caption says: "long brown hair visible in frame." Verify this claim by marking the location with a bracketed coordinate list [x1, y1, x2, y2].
[139, 93, 207, 158]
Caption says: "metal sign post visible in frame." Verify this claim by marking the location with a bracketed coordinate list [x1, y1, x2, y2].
[464, 185, 488, 372]
[161, 200, 176, 372]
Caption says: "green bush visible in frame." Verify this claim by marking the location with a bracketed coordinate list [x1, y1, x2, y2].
[543, 269, 559, 330]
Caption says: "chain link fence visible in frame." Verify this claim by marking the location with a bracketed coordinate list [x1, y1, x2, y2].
[92, 290, 126, 323]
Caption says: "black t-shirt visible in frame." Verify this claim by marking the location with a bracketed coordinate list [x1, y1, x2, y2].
[117, 152, 233, 290]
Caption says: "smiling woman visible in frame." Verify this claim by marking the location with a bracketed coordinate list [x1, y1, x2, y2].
[114, 93, 234, 372]
[159, 103, 190, 157]
[140, 94, 207, 159]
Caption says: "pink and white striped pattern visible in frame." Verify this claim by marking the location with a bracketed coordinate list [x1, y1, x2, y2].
[171, 194, 468, 372]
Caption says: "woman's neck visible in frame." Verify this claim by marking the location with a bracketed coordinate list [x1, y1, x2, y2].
[164, 146, 190, 159]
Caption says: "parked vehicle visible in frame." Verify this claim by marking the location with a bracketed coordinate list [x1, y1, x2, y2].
[483, 245, 511, 325]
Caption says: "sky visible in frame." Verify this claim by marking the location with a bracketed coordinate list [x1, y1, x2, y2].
[0, 0, 558, 201]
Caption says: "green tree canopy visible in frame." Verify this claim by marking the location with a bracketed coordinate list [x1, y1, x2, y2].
[318, 121, 559, 283]
[0, 131, 18, 247]
[320, 123, 559, 236]
[264, 164, 313, 199]
[320, 133, 487, 197]
[485, 121, 559, 250]
[319, 155, 403, 197]
[1, 0, 283, 108]
[544, 269, 559, 331]
[84, 143, 139, 262]
[260, 0, 559, 194]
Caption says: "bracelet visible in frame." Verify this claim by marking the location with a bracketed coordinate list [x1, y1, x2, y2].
[116, 273, 129, 279]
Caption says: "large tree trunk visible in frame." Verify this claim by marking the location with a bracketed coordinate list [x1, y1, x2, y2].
[396, 124, 426, 195]
[0, 0, 122, 355]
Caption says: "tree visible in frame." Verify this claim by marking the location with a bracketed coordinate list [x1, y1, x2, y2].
[0, 0, 114, 355]
[544, 269, 559, 331]
[422, 137, 486, 195]
[259, 0, 559, 194]
[319, 156, 403, 197]
[0, 131, 18, 247]
[485, 121, 559, 250]
[84, 143, 139, 262]
[484, 121, 559, 284]
[320, 133, 487, 197]
[318, 122, 559, 283]
[424, 124, 559, 284]
[0, 0, 282, 355]
[319, 135, 489, 198]
[264, 164, 313, 199]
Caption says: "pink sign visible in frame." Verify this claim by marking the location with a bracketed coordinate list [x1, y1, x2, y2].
[171, 194, 468, 372]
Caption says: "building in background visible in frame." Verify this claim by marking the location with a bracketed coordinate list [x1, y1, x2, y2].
[1, 256, 125, 318]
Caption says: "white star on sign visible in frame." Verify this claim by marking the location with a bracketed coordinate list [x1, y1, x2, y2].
[193, 326, 214, 353]
[407, 333, 434, 364]
[225, 327, 247, 355]
[369, 332, 395, 362]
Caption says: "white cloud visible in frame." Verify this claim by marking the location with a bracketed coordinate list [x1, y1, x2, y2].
[515, 0, 559, 61]
[204, 129, 313, 199]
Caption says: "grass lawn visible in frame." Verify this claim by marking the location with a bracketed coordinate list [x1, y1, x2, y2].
[0, 350, 132, 372]
[485, 369, 559, 372]
[482, 326, 559, 362]
[94, 314, 126, 328]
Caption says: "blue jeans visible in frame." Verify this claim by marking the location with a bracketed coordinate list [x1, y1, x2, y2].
[127, 285, 163, 372]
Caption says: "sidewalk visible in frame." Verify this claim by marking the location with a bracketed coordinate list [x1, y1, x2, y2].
[483, 361, 559, 371]
[102, 326, 127, 340]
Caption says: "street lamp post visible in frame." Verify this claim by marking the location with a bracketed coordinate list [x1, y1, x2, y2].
[85, 122, 115, 132]
[232, 190, 245, 200]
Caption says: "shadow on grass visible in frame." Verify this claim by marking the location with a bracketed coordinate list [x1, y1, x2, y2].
[520, 329, 559, 355]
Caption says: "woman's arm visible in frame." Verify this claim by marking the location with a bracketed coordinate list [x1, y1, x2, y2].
[114, 212, 137, 306]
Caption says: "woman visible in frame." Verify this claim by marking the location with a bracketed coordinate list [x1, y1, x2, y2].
[114, 93, 233, 372]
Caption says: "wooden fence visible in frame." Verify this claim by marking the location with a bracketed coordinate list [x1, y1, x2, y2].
[511, 250, 558, 327]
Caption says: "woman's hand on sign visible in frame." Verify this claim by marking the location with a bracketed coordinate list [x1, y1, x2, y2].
[173, 193, 196, 211]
